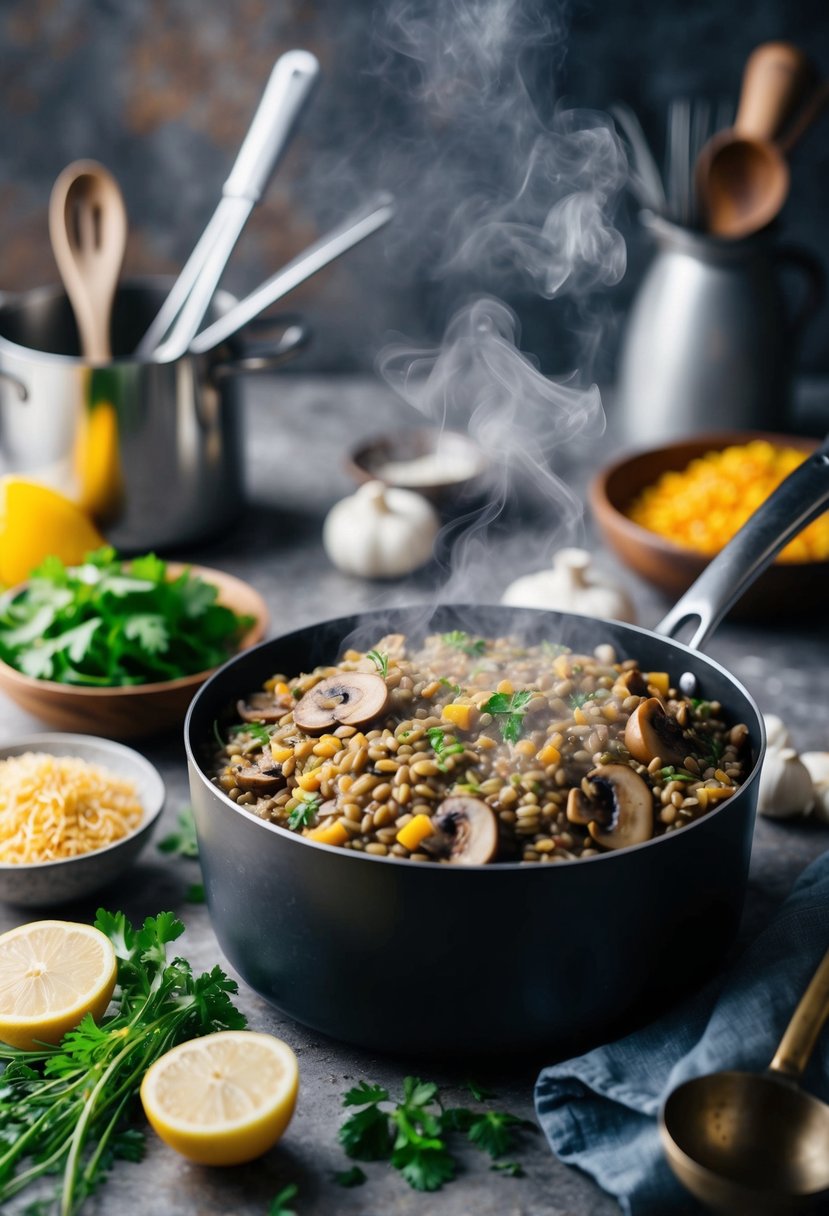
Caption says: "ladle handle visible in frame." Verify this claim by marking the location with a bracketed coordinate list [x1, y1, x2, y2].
[734, 41, 816, 142]
[656, 433, 829, 650]
[769, 946, 829, 1080]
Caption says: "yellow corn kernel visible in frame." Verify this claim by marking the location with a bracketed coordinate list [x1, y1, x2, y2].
[396, 813, 435, 851]
[538, 743, 561, 767]
[313, 734, 343, 758]
[274, 681, 290, 697]
[573, 707, 588, 726]
[270, 742, 293, 764]
[496, 678, 514, 695]
[647, 672, 670, 696]
[308, 820, 349, 846]
[442, 703, 477, 731]
[296, 770, 323, 792]
[705, 786, 734, 802]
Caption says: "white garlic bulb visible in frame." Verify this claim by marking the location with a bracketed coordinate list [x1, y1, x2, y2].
[322, 480, 440, 579]
[757, 747, 815, 819]
[800, 753, 829, 825]
[763, 714, 792, 752]
[502, 548, 636, 623]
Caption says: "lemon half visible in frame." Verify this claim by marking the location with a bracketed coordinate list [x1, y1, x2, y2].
[140, 1030, 299, 1166]
[0, 920, 117, 1050]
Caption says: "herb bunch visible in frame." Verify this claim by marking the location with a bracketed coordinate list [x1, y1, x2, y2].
[0, 548, 253, 686]
[0, 910, 245, 1216]
[338, 1076, 534, 1192]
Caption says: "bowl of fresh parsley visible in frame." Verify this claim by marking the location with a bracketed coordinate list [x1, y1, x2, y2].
[0, 548, 267, 739]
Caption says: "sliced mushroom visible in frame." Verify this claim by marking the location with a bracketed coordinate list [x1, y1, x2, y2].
[576, 764, 654, 851]
[426, 797, 498, 865]
[613, 668, 649, 697]
[237, 692, 292, 723]
[233, 756, 285, 793]
[293, 672, 390, 734]
[566, 786, 599, 826]
[625, 697, 688, 767]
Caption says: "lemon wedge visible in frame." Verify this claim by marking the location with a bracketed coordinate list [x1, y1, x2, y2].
[0, 477, 105, 587]
[0, 920, 117, 1050]
[140, 1030, 299, 1165]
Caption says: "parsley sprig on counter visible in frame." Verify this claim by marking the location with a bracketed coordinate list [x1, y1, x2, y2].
[338, 1075, 534, 1192]
[0, 548, 253, 686]
[0, 910, 245, 1216]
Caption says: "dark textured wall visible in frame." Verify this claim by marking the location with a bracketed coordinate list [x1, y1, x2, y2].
[0, 0, 827, 376]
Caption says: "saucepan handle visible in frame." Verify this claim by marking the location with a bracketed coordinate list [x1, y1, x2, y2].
[209, 317, 310, 380]
[656, 433, 829, 650]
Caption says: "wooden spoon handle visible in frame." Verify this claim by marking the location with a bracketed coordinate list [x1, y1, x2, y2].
[734, 41, 817, 142]
[769, 945, 829, 1080]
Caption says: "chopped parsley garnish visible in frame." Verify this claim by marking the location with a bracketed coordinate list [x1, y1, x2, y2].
[426, 727, 466, 771]
[367, 649, 389, 678]
[185, 882, 206, 903]
[659, 766, 695, 783]
[157, 806, 199, 858]
[338, 1075, 533, 1193]
[442, 630, 486, 657]
[268, 1184, 299, 1215]
[569, 691, 597, 709]
[481, 690, 534, 744]
[439, 677, 462, 696]
[229, 720, 271, 746]
[334, 1165, 367, 1187]
[288, 790, 321, 828]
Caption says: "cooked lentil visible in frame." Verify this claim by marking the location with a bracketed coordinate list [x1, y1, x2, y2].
[208, 632, 750, 864]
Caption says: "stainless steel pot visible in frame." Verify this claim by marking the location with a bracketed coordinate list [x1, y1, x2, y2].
[0, 277, 308, 551]
[185, 437, 829, 1056]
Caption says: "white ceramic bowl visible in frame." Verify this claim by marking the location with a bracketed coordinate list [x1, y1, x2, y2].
[0, 733, 165, 906]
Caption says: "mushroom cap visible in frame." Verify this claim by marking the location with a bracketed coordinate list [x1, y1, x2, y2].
[232, 757, 285, 793]
[583, 764, 654, 851]
[624, 697, 688, 767]
[293, 672, 390, 734]
[432, 796, 498, 865]
[237, 692, 291, 724]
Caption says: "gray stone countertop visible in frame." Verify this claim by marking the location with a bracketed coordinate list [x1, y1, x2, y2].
[1, 375, 828, 1216]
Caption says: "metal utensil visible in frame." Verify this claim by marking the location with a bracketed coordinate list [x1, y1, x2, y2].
[135, 49, 319, 362]
[189, 193, 394, 354]
[696, 42, 817, 238]
[48, 160, 127, 362]
[610, 103, 667, 212]
[661, 946, 829, 1214]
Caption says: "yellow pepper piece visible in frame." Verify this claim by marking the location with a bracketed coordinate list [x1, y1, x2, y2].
[573, 707, 588, 726]
[538, 743, 561, 767]
[442, 703, 477, 731]
[647, 672, 670, 696]
[307, 820, 349, 846]
[396, 813, 435, 851]
[270, 743, 293, 764]
[274, 681, 290, 697]
[296, 770, 322, 792]
[313, 735, 343, 758]
[0, 477, 104, 588]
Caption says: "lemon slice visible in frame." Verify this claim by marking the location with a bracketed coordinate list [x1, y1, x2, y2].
[0, 920, 117, 1050]
[140, 1030, 299, 1166]
[0, 477, 104, 587]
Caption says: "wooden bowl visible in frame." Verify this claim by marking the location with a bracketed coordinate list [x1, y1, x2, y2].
[590, 431, 827, 619]
[0, 565, 267, 739]
[346, 428, 490, 510]
[0, 733, 165, 906]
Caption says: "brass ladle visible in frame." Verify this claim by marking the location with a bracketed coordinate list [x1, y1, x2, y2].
[660, 946, 829, 1214]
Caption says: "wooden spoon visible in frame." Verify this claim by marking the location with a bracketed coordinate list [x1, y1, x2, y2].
[696, 42, 817, 239]
[48, 160, 127, 361]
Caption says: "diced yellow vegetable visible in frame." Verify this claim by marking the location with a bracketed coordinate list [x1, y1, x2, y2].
[313, 735, 343, 758]
[647, 672, 670, 696]
[270, 743, 293, 764]
[538, 743, 561, 767]
[573, 707, 588, 726]
[307, 820, 349, 845]
[442, 703, 477, 731]
[396, 813, 435, 851]
[296, 770, 322, 792]
[274, 681, 290, 697]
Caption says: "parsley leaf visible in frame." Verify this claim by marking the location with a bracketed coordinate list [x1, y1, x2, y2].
[491, 1160, 524, 1176]
[426, 727, 466, 771]
[287, 801, 318, 830]
[185, 882, 206, 904]
[439, 677, 462, 695]
[229, 720, 271, 747]
[157, 807, 199, 858]
[466, 1111, 527, 1158]
[334, 1165, 367, 1187]
[268, 1183, 299, 1216]
[339, 1102, 394, 1161]
[367, 649, 389, 678]
[442, 630, 486, 656]
[481, 690, 534, 744]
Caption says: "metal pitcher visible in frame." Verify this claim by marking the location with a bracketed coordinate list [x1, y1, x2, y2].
[615, 213, 823, 443]
[0, 278, 308, 551]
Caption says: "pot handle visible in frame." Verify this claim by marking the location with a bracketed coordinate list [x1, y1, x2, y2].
[209, 317, 310, 380]
[656, 433, 829, 650]
[0, 369, 28, 401]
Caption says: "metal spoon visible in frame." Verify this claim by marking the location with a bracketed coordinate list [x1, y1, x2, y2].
[696, 42, 817, 238]
[660, 945, 829, 1214]
[48, 160, 127, 361]
[189, 192, 394, 354]
[135, 49, 319, 363]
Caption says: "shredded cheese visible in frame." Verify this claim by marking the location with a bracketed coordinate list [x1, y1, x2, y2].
[0, 753, 143, 864]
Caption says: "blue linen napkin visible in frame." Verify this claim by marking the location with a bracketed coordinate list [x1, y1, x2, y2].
[535, 850, 829, 1215]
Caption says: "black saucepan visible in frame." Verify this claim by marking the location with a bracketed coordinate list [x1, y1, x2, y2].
[185, 436, 829, 1055]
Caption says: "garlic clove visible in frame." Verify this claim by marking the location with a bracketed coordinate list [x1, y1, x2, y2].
[757, 747, 815, 819]
[762, 713, 792, 751]
[502, 547, 636, 623]
[322, 480, 440, 579]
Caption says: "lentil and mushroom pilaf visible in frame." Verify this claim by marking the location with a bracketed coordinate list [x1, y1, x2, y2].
[208, 630, 751, 864]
